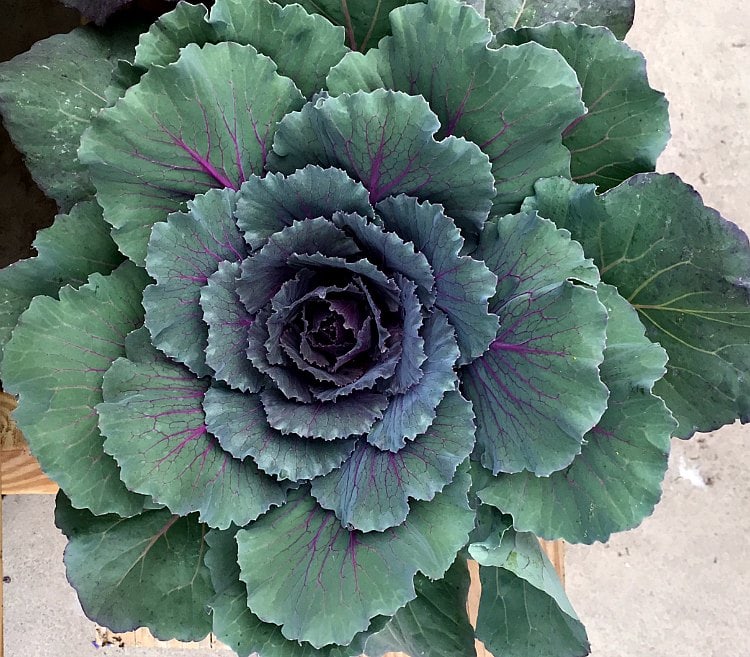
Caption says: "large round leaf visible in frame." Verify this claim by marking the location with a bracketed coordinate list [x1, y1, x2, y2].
[79, 41, 305, 264]
[269, 89, 495, 238]
[55, 492, 213, 641]
[235, 466, 474, 647]
[463, 211, 607, 475]
[326, 0, 585, 215]
[98, 329, 285, 530]
[1, 263, 149, 516]
[496, 22, 669, 190]
[526, 173, 750, 436]
[479, 284, 677, 542]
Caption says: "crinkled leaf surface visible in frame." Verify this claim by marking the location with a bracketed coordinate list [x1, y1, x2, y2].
[269, 89, 495, 237]
[463, 211, 607, 475]
[79, 41, 304, 264]
[485, 0, 635, 39]
[326, 0, 584, 215]
[0, 201, 122, 366]
[376, 196, 498, 364]
[98, 332, 285, 530]
[276, 0, 424, 52]
[363, 557, 475, 657]
[203, 385, 357, 481]
[526, 174, 750, 436]
[236, 166, 373, 250]
[236, 466, 474, 647]
[0, 23, 141, 209]
[311, 390, 475, 531]
[479, 284, 676, 542]
[366, 310, 459, 451]
[55, 492, 213, 641]
[1, 263, 148, 516]
[143, 188, 246, 377]
[200, 261, 265, 392]
[205, 527, 378, 657]
[470, 518, 588, 657]
[496, 22, 669, 190]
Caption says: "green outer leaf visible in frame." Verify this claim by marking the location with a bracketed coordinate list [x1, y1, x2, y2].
[210, 0, 349, 98]
[275, 0, 424, 52]
[135, 0, 347, 99]
[143, 187, 245, 378]
[0, 200, 123, 367]
[376, 195, 498, 364]
[479, 284, 676, 543]
[206, 527, 375, 657]
[464, 283, 607, 475]
[236, 466, 474, 648]
[1, 263, 148, 516]
[55, 492, 213, 641]
[526, 174, 750, 436]
[269, 89, 495, 238]
[310, 390, 475, 532]
[135, 2, 216, 69]
[98, 339, 285, 530]
[486, 0, 635, 39]
[471, 524, 589, 657]
[496, 22, 669, 190]
[203, 385, 357, 481]
[0, 24, 141, 209]
[326, 0, 585, 216]
[79, 41, 305, 265]
[364, 557, 476, 657]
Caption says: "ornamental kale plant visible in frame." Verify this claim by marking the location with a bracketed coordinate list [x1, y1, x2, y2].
[1, 0, 748, 655]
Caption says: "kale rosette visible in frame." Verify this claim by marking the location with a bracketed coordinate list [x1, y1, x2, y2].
[1, 0, 749, 655]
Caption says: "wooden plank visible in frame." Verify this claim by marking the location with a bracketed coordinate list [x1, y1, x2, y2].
[1, 391, 58, 494]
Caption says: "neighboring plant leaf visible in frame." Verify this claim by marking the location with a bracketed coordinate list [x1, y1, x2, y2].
[1, 263, 148, 516]
[364, 557, 476, 657]
[269, 89, 495, 239]
[203, 384, 358, 481]
[205, 527, 379, 657]
[55, 491, 213, 641]
[0, 23, 141, 210]
[479, 284, 677, 542]
[0, 201, 122, 366]
[235, 466, 474, 647]
[526, 174, 750, 437]
[98, 335, 286, 530]
[496, 22, 670, 190]
[463, 211, 608, 475]
[59, 0, 133, 25]
[79, 41, 305, 264]
[275, 0, 424, 52]
[471, 522, 589, 657]
[485, 0, 635, 39]
[143, 188, 246, 378]
[310, 390, 475, 531]
[326, 0, 585, 216]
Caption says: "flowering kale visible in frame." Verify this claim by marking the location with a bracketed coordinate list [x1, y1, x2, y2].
[0, 1, 748, 655]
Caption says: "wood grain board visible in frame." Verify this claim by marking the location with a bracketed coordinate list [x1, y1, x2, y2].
[1, 390, 565, 655]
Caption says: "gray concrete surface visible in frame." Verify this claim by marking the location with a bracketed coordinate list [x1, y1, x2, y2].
[2, 0, 749, 656]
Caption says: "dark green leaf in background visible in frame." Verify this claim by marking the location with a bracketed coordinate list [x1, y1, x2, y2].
[526, 174, 750, 437]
